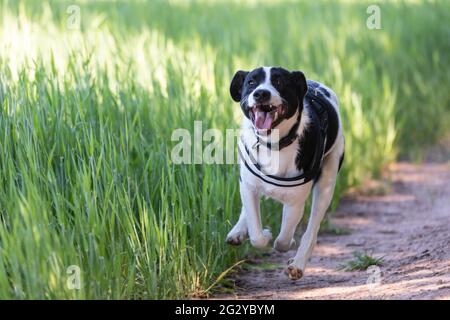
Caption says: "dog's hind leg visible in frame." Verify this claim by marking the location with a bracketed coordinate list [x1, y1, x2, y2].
[285, 139, 344, 280]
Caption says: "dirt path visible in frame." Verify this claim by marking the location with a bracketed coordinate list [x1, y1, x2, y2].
[219, 157, 450, 299]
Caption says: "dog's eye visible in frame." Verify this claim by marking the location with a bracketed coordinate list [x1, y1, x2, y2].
[275, 79, 283, 87]
[248, 80, 255, 86]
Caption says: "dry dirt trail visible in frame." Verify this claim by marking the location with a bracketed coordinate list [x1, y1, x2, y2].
[219, 145, 450, 300]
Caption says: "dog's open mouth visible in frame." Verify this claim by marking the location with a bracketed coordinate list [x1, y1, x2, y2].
[249, 104, 285, 130]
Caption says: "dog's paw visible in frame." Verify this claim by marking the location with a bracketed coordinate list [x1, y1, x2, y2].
[226, 230, 248, 246]
[284, 262, 304, 281]
[274, 238, 295, 252]
[250, 229, 272, 249]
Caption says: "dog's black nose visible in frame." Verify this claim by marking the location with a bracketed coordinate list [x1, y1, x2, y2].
[253, 89, 270, 103]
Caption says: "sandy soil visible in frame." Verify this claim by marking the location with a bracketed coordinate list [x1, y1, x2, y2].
[219, 156, 450, 299]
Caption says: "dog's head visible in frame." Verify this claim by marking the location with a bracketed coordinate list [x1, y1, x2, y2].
[230, 66, 307, 134]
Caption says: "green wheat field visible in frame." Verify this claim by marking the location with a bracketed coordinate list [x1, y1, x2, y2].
[0, 0, 449, 299]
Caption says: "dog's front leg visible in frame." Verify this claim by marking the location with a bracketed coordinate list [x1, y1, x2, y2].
[226, 206, 248, 245]
[240, 182, 271, 248]
[274, 201, 305, 252]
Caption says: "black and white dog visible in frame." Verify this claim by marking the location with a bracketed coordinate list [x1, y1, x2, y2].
[226, 66, 345, 280]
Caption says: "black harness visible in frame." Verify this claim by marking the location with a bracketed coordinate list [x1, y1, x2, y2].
[238, 84, 330, 187]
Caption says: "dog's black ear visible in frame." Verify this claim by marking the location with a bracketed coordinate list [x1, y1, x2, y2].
[230, 70, 249, 102]
[291, 71, 307, 99]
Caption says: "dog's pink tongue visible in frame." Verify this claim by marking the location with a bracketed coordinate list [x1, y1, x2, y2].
[255, 110, 273, 130]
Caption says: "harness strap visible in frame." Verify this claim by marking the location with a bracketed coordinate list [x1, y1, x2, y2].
[238, 139, 310, 187]
[303, 87, 329, 174]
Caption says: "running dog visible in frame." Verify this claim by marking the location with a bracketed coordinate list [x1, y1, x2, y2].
[226, 66, 345, 280]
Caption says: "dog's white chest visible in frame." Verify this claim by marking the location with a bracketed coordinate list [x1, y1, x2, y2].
[239, 129, 312, 204]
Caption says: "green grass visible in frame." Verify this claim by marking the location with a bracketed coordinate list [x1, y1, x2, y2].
[338, 251, 384, 271]
[0, 0, 449, 299]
